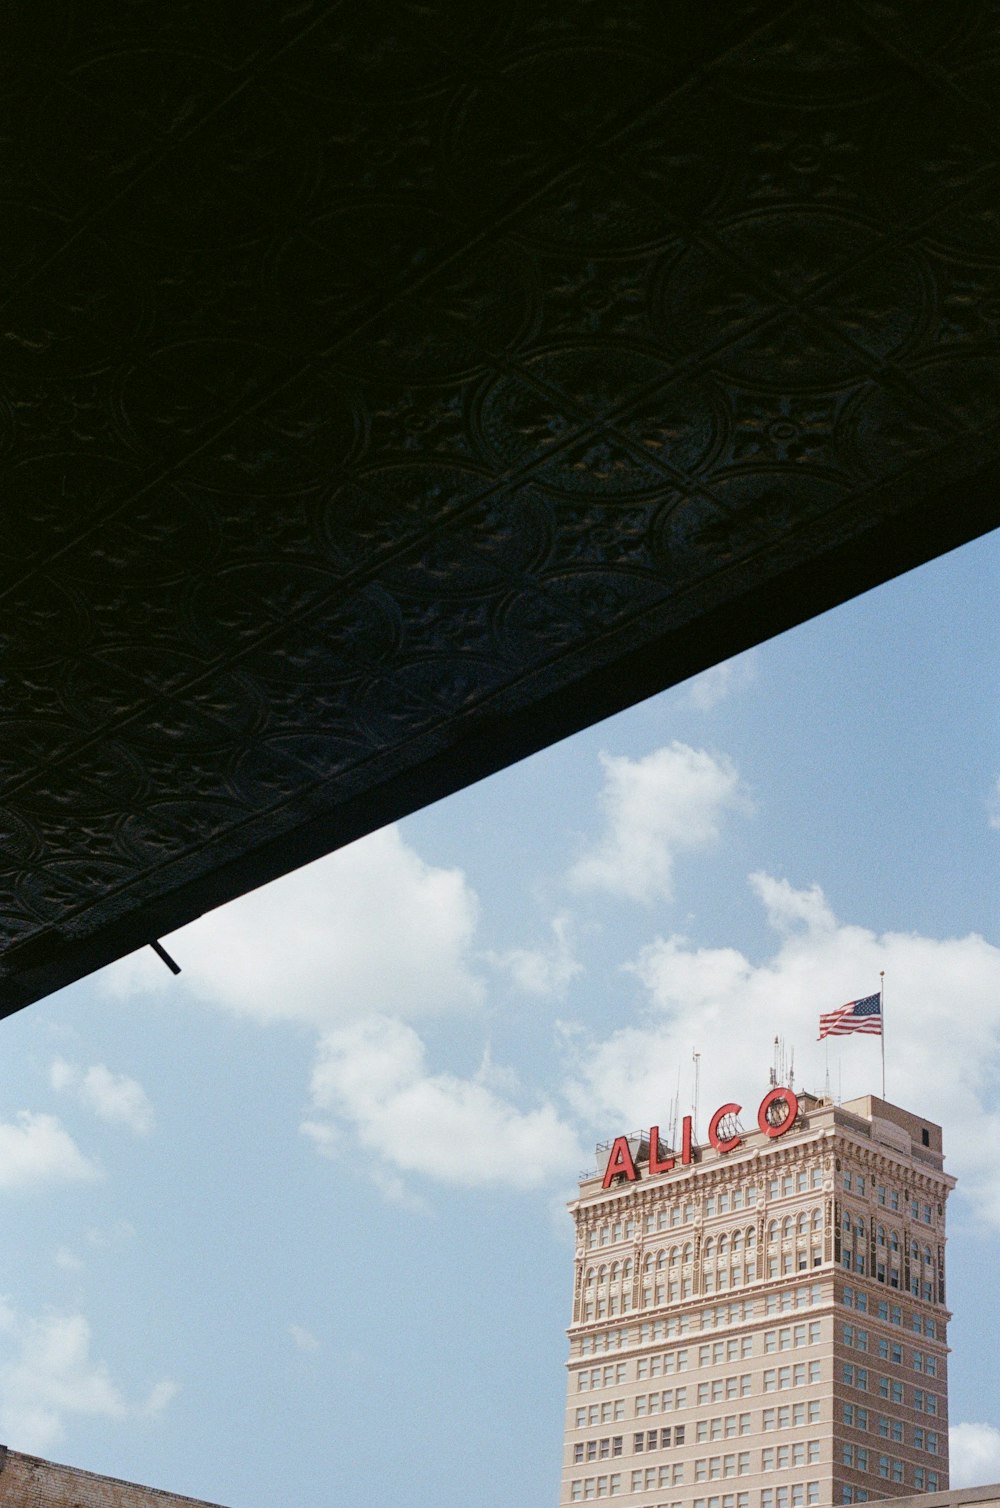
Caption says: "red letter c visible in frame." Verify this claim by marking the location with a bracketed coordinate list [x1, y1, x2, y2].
[708, 1102, 743, 1154]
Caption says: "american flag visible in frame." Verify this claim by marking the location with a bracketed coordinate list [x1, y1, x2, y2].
[818, 992, 882, 1040]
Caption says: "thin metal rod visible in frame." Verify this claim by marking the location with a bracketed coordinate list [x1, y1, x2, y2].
[150, 940, 181, 975]
[880, 969, 886, 1099]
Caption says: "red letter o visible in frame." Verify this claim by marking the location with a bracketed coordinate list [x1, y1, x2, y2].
[758, 1087, 799, 1138]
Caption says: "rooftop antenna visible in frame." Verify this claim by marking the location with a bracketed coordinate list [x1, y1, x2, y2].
[669, 1065, 682, 1149]
[770, 1035, 795, 1091]
[692, 1049, 701, 1143]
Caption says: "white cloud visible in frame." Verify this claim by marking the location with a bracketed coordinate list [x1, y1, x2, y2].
[306, 1015, 584, 1190]
[686, 651, 757, 711]
[288, 1325, 320, 1353]
[0, 1113, 99, 1192]
[950, 1422, 1000, 1486]
[987, 776, 1000, 830]
[104, 825, 484, 1028]
[50, 1060, 154, 1136]
[568, 743, 750, 903]
[564, 874, 1000, 1225]
[485, 912, 583, 998]
[85, 1220, 135, 1248]
[298, 1120, 340, 1159]
[53, 1248, 82, 1273]
[141, 1378, 179, 1417]
[0, 1302, 175, 1453]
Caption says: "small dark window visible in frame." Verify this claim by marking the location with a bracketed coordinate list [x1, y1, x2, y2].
[921, 1129, 930, 1147]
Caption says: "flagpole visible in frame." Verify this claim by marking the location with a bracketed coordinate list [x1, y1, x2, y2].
[880, 970, 886, 1100]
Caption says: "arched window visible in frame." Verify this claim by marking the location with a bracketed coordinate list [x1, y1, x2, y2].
[747, 1227, 757, 1249]
[811, 1208, 822, 1231]
[704, 1237, 716, 1260]
[609, 1262, 620, 1283]
[622, 1258, 632, 1280]
[890, 1230, 899, 1253]
[924, 1244, 933, 1265]
[718, 1233, 729, 1257]
[682, 1242, 693, 1264]
[657, 1250, 668, 1271]
[768, 1220, 779, 1243]
[855, 1218, 865, 1241]
[782, 1216, 794, 1241]
[597, 1265, 606, 1285]
[644, 1252, 655, 1274]
[732, 1230, 743, 1254]
[877, 1225, 886, 1245]
[797, 1211, 808, 1235]
[585, 1267, 595, 1286]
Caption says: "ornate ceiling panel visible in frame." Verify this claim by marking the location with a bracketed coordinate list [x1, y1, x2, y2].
[2, 0, 999, 1012]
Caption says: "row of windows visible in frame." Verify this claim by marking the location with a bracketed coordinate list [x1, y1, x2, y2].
[761, 1442, 821, 1469]
[579, 1365, 629, 1391]
[841, 1471, 942, 1501]
[584, 1325, 819, 1384]
[840, 1287, 940, 1335]
[841, 1219, 937, 1262]
[568, 1481, 940, 1507]
[607, 1399, 941, 1448]
[760, 1482, 820, 1507]
[585, 1365, 812, 1403]
[694, 1452, 752, 1479]
[768, 1170, 825, 1199]
[763, 1362, 822, 1390]
[842, 1326, 939, 1374]
[841, 1446, 907, 1481]
[635, 1429, 685, 1453]
[843, 1366, 941, 1405]
[839, 1250, 939, 1299]
[579, 1358, 833, 1399]
[576, 1285, 825, 1356]
[699, 1376, 753, 1404]
[576, 1401, 627, 1428]
[574, 1436, 624, 1464]
[763, 1403, 821, 1431]
[631, 1396, 820, 1429]
[842, 1172, 939, 1226]
[764, 1323, 821, 1351]
[697, 1414, 752, 1441]
[584, 1186, 761, 1249]
[584, 1172, 835, 1252]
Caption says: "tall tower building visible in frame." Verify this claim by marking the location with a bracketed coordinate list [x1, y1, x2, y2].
[561, 1088, 953, 1508]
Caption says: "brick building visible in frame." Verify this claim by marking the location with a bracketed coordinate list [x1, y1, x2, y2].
[0, 1446, 229, 1508]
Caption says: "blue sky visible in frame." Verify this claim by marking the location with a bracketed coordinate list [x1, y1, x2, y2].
[0, 530, 996, 1508]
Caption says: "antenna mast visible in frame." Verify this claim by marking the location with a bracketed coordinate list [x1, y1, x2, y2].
[692, 1049, 701, 1143]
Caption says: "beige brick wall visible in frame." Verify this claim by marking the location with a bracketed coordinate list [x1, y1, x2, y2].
[0, 1447, 231, 1508]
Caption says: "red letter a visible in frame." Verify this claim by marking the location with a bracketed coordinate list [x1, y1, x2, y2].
[602, 1136, 639, 1189]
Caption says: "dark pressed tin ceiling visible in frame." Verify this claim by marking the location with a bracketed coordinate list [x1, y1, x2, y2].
[2, 0, 999, 1015]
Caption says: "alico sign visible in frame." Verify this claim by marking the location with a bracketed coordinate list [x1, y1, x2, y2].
[602, 1086, 799, 1189]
